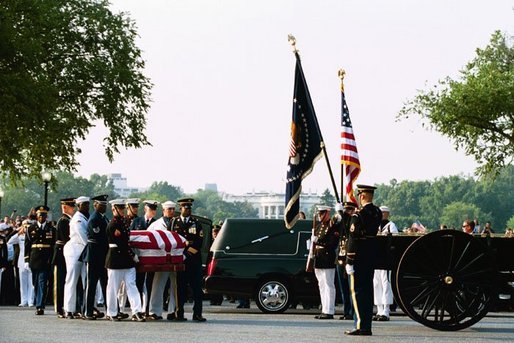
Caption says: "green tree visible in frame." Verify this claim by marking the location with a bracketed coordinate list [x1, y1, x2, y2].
[319, 188, 335, 206]
[0, 0, 152, 184]
[440, 202, 489, 229]
[398, 31, 514, 177]
[507, 215, 514, 230]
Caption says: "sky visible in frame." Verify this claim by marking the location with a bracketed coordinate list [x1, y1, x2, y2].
[75, 0, 514, 195]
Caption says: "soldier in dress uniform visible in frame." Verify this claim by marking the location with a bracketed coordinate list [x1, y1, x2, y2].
[344, 185, 382, 336]
[126, 198, 140, 230]
[52, 198, 75, 318]
[173, 198, 206, 322]
[83, 195, 110, 320]
[105, 199, 145, 322]
[24, 205, 56, 315]
[63, 196, 90, 319]
[312, 205, 340, 320]
[336, 201, 357, 320]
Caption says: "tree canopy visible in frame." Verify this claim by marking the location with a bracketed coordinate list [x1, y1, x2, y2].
[398, 31, 514, 177]
[0, 0, 152, 184]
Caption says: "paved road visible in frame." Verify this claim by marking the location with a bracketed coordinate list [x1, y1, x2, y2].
[1, 302, 513, 343]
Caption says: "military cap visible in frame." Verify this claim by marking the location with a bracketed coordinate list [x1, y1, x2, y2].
[177, 198, 194, 209]
[109, 199, 126, 207]
[316, 205, 331, 212]
[143, 200, 159, 210]
[91, 194, 108, 205]
[35, 205, 50, 214]
[75, 196, 90, 204]
[126, 198, 140, 206]
[379, 205, 390, 213]
[162, 201, 176, 209]
[343, 201, 358, 209]
[60, 198, 76, 206]
[356, 184, 377, 194]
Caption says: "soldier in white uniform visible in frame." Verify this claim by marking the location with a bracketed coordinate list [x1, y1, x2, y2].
[146, 201, 178, 320]
[63, 196, 90, 318]
[373, 205, 398, 321]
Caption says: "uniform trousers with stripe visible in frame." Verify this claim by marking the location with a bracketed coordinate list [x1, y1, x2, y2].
[149, 271, 177, 317]
[20, 266, 34, 306]
[53, 263, 65, 313]
[314, 268, 336, 315]
[373, 269, 393, 317]
[63, 259, 86, 313]
[85, 262, 107, 316]
[349, 263, 374, 332]
[106, 268, 141, 317]
[32, 266, 50, 309]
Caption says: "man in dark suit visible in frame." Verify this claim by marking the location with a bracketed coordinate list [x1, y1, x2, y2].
[83, 195, 109, 320]
[173, 198, 206, 322]
[24, 205, 56, 315]
[344, 185, 382, 336]
[52, 198, 75, 318]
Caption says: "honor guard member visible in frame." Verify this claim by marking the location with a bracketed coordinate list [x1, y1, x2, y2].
[7, 220, 34, 308]
[147, 201, 178, 320]
[312, 205, 340, 319]
[336, 201, 357, 320]
[24, 205, 56, 315]
[105, 199, 145, 322]
[373, 206, 398, 322]
[344, 185, 382, 336]
[52, 198, 75, 318]
[126, 198, 140, 230]
[173, 198, 206, 322]
[63, 196, 90, 319]
[83, 195, 110, 320]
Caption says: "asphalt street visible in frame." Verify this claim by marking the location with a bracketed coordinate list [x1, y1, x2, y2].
[1, 302, 513, 343]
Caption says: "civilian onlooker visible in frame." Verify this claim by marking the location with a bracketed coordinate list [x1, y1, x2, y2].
[473, 219, 481, 234]
[7, 220, 34, 307]
[481, 221, 494, 235]
[505, 228, 513, 238]
[462, 220, 475, 234]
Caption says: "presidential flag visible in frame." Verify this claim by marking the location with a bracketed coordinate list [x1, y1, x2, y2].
[284, 54, 324, 229]
[340, 82, 360, 204]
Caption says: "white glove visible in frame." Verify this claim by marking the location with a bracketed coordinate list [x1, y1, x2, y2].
[345, 264, 354, 275]
[133, 255, 139, 263]
[335, 202, 344, 212]
[24, 262, 30, 270]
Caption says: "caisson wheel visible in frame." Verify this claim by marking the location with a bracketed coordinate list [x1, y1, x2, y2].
[395, 230, 495, 331]
[254, 279, 291, 314]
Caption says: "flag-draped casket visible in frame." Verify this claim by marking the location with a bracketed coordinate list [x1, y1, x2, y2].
[129, 229, 186, 272]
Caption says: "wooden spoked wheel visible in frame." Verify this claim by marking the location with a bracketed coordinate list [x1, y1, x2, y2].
[395, 230, 495, 331]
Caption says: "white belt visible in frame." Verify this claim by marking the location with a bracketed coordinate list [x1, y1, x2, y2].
[109, 244, 118, 248]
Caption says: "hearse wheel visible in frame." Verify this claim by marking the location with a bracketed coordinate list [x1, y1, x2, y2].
[255, 278, 291, 314]
[396, 230, 495, 331]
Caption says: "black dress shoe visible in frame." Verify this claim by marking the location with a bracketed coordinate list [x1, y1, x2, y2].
[66, 312, 75, 319]
[192, 314, 207, 322]
[166, 313, 176, 321]
[314, 314, 334, 319]
[84, 315, 97, 320]
[339, 314, 353, 320]
[344, 329, 372, 336]
[93, 308, 105, 319]
[117, 312, 129, 320]
[376, 315, 390, 321]
[147, 313, 163, 320]
[174, 315, 187, 322]
[106, 315, 121, 321]
[35, 308, 44, 315]
[132, 312, 146, 322]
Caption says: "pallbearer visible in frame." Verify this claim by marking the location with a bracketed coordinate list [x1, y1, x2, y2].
[105, 199, 145, 322]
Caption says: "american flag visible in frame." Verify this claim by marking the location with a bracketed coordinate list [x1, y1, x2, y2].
[340, 84, 360, 204]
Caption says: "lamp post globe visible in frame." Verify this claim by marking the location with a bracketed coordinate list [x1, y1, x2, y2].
[42, 171, 52, 207]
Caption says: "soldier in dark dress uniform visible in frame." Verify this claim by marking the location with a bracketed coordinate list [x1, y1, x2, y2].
[173, 198, 206, 322]
[52, 198, 75, 318]
[344, 185, 382, 336]
[83, 195, 109, 320]
[312, 205, 340, 320]
[105, 199, 145, 322]
[24, 205, 56, 315]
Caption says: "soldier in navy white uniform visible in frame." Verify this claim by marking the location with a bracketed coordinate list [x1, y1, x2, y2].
[63, 196, 89, 318]
[373, 206, 398, 321]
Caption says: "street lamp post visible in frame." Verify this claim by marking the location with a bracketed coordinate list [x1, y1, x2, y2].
[42, 171, 52, 207]
[0, 189, 4, 216]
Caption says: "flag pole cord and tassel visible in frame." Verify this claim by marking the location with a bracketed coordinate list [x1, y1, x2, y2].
[287, 34, 340, 204]
[338, 69, 346, 202]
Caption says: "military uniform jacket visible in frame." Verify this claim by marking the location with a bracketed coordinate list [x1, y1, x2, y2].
[129, 216, 156, 231]
[51, 213, 71, 265]
[346, 203, 381, 267]
[0, 235, 8, 269]
[82, 211, 109, 265]
[105, 216, 136, 270]
[24, 222, 56, 270]
[63, 211, 88, 263]
[313, 220, 340, 269]
[172, 216, 203, 265]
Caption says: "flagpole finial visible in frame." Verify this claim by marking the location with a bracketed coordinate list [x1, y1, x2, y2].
[288, 34, 298, 53]
[338, 69, 346, 91]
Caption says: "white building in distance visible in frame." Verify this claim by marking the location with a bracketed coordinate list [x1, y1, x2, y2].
[108, 173, 140, 198]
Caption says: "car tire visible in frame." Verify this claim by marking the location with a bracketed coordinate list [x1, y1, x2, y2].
[255, 278, 291, 314]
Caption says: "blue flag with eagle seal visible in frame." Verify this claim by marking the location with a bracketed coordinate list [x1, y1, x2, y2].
[284, 53, 324, 229]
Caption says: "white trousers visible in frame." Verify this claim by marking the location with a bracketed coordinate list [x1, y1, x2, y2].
[107, 268, 141, 317]
[373, 269, 393, 317]
[19, 267, 34, 306]
[149, 271, 177, 316]
[63, 259, 86, 313]
[314, 268, 336, 315]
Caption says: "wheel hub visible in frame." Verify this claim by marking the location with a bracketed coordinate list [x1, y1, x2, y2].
[444, 276, 454, 285]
